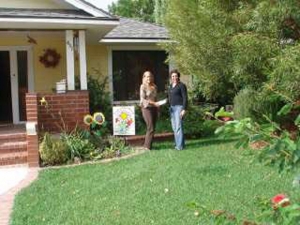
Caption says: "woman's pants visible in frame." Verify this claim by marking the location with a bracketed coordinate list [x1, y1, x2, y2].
[142, 107, 158, 149]
[170, 105, 185, 150]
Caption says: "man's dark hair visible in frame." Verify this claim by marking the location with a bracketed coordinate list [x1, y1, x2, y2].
[169, 69, 180, 78]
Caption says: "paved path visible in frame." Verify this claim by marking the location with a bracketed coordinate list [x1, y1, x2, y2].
[0, 166, 39, 225]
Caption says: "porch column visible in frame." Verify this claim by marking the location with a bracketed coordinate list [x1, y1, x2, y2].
[79, 30, 87, 90]
[65, 30, 75, 90]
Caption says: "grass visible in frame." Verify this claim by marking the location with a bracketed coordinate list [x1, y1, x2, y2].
[11, 137, 300, 225]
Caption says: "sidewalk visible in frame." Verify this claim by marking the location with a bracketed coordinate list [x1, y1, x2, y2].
[0, 166, 39, 225]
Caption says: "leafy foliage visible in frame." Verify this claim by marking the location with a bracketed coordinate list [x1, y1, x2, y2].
[100, 136, 133, 159]
[61, 130, 97, 162]
[108, 0, 155, 23]
[39, 133, 68, 166]
[269, 44, 300, 101]
[108, 0, 167, 24]
[233, 87, 259, 120]
[164, 0, 300, 103]
[215, 102, 300, 172]
[76, 73, 112, 133]
[233, 88, 283, 122]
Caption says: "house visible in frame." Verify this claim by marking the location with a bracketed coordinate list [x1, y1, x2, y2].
[0, 0, 170, 167]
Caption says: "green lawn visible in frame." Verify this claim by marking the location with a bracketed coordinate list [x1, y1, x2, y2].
[11, 138, 299, 225]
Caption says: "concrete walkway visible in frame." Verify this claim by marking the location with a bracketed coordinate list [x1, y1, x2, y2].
[0, 166, 39, 225]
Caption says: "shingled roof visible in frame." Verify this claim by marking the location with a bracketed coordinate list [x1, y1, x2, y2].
[103, 18, 168, 40]
[0, 8, 116, 20]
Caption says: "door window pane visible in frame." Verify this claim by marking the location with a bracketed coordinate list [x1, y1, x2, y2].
[17, 51, 28, 121]
[0, 51, 12, 123]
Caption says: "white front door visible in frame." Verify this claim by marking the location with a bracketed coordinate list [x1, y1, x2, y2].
[0, 47, 33, 124]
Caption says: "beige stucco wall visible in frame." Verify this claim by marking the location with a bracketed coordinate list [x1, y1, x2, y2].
[0, 32, 108, 92]
[0, 0, 74, 9]
[86, 45, 108, 79]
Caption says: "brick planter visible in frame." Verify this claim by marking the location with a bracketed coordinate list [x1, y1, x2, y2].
[25, 94, 39, 167]
[24, 91, 90, 167]
[37, 91, 89, 133]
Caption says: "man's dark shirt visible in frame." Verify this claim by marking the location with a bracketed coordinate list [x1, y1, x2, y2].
[168, 82, 188, 110]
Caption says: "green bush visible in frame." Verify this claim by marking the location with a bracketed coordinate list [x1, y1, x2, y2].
[61, 130, 97, 161]
[100, 136, 132, 159]
[184, 104, 211, 138]
[76, 72, 112, 134]
[216, 100, 300, 172]
[39, 133, 68, 166]
[233, 88, 258, 120]
[199, 120, 222, 137]
[269, 44, 300, 101]
[234, 88, 283, 122]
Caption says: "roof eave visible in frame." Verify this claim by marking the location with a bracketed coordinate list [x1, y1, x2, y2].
[100, 38, 169, 44]
[0, 17, 119, 29]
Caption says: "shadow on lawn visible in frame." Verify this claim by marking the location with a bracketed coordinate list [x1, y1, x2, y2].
[152, 136, 238, 151]
[186, 137, 238, 148]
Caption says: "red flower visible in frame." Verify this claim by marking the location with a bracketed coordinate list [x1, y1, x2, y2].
[221, 117, 232, 122]
[271, 194, 290, 209]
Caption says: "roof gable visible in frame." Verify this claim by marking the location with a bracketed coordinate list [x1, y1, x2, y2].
[0, 0, 113, 18]
[0, 0, 76, 9]
[64, 0, 112, 18]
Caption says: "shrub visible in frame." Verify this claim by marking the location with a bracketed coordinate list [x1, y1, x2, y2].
[100, 136, 132, 159]
[61, 130, 97, 162]
[76, 72, 112, 134]
[233, 88, 283, 122]
[184, 104, 216, 138]
[199, 120, 222, 138]
[216, 101, 300, 172]
[39, 133, 68, 166]
[269, 44, 300, 101]
[233, 88, 259, 120]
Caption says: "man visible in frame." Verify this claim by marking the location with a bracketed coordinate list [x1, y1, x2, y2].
[168, 69, 188, 150]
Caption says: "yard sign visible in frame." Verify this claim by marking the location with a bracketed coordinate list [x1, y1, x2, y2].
[113, 106, 135, 135]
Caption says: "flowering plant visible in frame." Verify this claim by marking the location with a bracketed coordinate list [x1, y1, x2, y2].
[84, 112, 105, 127]
[271, 194, 290, 209]
[83, 112, 108, 139]
[188, 194, 300, 224]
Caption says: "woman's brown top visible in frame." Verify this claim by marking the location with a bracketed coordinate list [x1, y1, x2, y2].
[140, 84, 157, 108]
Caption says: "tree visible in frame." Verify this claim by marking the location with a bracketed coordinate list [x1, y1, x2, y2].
[108, 0, 155, 23]
[154, 0, 167, 25]
[164, 0, 300, 103]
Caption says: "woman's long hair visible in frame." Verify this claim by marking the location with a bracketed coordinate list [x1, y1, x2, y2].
[142, 71, 156, 89]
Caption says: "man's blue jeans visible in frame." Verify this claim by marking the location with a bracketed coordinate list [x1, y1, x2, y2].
[170, 105, 185, 150]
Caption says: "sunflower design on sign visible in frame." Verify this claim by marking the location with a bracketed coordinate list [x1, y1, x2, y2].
[113, 106, 135, 135]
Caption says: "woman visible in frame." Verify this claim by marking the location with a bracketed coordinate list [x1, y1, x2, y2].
[168, 69, 188, 150]
[140, 71, 159, 150]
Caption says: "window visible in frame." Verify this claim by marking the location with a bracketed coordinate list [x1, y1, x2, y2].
[112, 50, 169, 101]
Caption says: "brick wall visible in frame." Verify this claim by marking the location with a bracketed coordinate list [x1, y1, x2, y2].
[25, 94, 39, 167]
[37, 91, 89, 133]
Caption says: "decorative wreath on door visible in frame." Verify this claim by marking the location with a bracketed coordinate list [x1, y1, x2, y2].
[39, 48, 61, 68]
